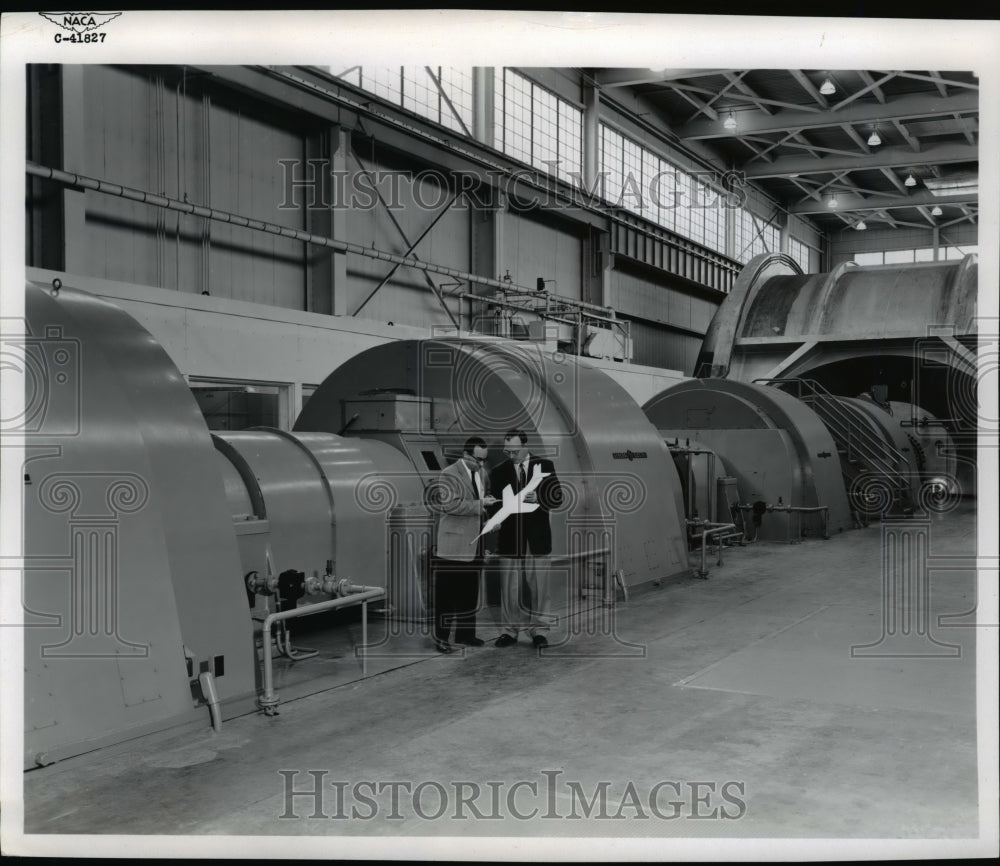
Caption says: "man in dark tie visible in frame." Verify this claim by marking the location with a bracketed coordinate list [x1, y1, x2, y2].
[488, 429, 561, 649]
[428, 437, 495, 652]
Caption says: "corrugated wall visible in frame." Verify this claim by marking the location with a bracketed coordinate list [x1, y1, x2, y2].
[501, 211, 582, 300]
[343, 148, 471, 329]
[76, 66, 306, 307]
[609, 265, 719, 374]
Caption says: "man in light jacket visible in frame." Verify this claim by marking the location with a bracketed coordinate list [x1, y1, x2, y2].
[428, 436, 495, 652]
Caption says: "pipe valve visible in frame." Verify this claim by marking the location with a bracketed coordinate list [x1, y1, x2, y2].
[245, 570, 278, 596]
[304, 574, 340, 595]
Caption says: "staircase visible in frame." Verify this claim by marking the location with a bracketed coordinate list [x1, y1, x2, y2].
[756, 377, 914, 516]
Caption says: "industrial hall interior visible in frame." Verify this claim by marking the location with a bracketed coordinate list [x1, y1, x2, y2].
[4, 14, 997, 858]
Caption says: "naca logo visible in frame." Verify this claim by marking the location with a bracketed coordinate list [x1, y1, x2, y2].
[40, 12, 121, 34]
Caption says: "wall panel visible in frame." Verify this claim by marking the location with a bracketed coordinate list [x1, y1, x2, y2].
[74, 66, 307, 308]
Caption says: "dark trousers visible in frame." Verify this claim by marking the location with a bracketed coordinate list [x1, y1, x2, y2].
[433, 556, 482, 643]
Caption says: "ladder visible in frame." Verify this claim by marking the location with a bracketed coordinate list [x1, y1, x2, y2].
[756, 377, 914, 515]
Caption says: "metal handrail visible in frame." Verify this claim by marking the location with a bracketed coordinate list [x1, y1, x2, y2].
[756, 377, 909, 487]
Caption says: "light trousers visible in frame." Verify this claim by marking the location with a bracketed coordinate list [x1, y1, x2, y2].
[497, 555, 551, 638]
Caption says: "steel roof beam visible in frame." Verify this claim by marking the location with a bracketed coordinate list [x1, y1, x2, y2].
[740, 136, 880, 160]
[789, 69, 830, 108]
[831, 72, 896, 110]
[953, 113, 977, 146]
[880, 167, 909, 193]
[841, 123, 872, 155]
[672, 85, 720, 122]
[892, 119, 921, 153]
[680, 90, 978, 140]
[928, 71, 950, 98]
[742, 142, 977, 178]
[595, 68, 735, 88]
[789, 189, 977, 214]
[889, 71, 978, 90]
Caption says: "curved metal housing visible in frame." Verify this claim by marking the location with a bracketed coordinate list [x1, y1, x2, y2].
[212, 430, 427, 603]
[696, 253, 978, 499]
[643, 378, 854, 541]
[697, 253, 977, 384]
[21, 283, 255, 767]
[296, 338, 691, 591]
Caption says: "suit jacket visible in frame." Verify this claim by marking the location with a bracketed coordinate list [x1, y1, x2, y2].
[429, 458, 488, 562]
[489, 456, 560, 557]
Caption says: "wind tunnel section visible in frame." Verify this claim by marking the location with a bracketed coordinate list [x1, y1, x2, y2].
[696, 253, 978, 503]
[295, 338, 691, 595]
[643, 379, 854, 543]
[19, 282, 431, 764]
[212, 431, 429, 621]
[21, 283, 256, 768]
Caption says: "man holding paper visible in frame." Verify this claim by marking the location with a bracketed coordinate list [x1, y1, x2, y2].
[429, 436, 496, 652]
[488, 429, 561, 649]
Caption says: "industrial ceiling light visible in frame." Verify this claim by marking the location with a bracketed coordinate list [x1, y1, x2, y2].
[855, 219, 867, 230]
[867, 125, 881, 147]
[904, 173, 917, 187]
[931, 205, 943, 216]
[723, 112, 737, 131]
[827, 194, 839, 209]
[819, 75, 836, 96]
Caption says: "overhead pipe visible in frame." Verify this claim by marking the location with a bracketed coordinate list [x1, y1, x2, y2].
[258, 582, 385, 715]
[25, 162, 572, 301]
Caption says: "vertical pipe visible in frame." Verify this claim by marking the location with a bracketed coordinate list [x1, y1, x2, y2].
[362, 600, 368, 679]
[472, 67, 494, 148]
[583, 83, 600, 192]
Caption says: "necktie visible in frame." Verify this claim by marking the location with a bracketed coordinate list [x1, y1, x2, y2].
[518, 464, 526, 491]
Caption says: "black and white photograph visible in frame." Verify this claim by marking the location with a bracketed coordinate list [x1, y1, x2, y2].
[1, 10, 997, 860]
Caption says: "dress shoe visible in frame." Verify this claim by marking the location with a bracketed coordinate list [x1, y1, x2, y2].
[532, 634, 548, 648]
[494, 634, 517, 647]
[434, 640, 455, 654]
[456, 636, 485, 647]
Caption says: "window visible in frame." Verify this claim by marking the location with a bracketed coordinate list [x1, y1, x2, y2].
[853, 252, 884, 265]
[734, 208, 780, 263]
[300, 385, 318, 416]
[495, 69, 582, 182]
[788, 237, 812, 273]
[599, 123, 727, 252]
[334, 65, 474, 136]
[852, 246, 977, 266]
[190, 382, 285, 431]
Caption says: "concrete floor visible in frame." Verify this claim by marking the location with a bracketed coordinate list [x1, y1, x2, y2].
[18, 502, 989, 855]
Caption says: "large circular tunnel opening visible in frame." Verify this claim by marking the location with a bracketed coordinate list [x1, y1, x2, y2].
[786, 354, 978, 498]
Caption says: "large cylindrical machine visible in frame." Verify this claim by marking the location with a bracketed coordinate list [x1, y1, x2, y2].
[212, 430, 428, 616]
[696, 253, 978, 497]
[643, 378, 855, 540]
[296, 338, 691, 592]
[20, 283, 256, 767]
[18, 282, 434, 767]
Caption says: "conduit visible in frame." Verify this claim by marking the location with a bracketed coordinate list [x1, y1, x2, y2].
[258, 584, 385, 715]
[26, 161, 573, 300]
